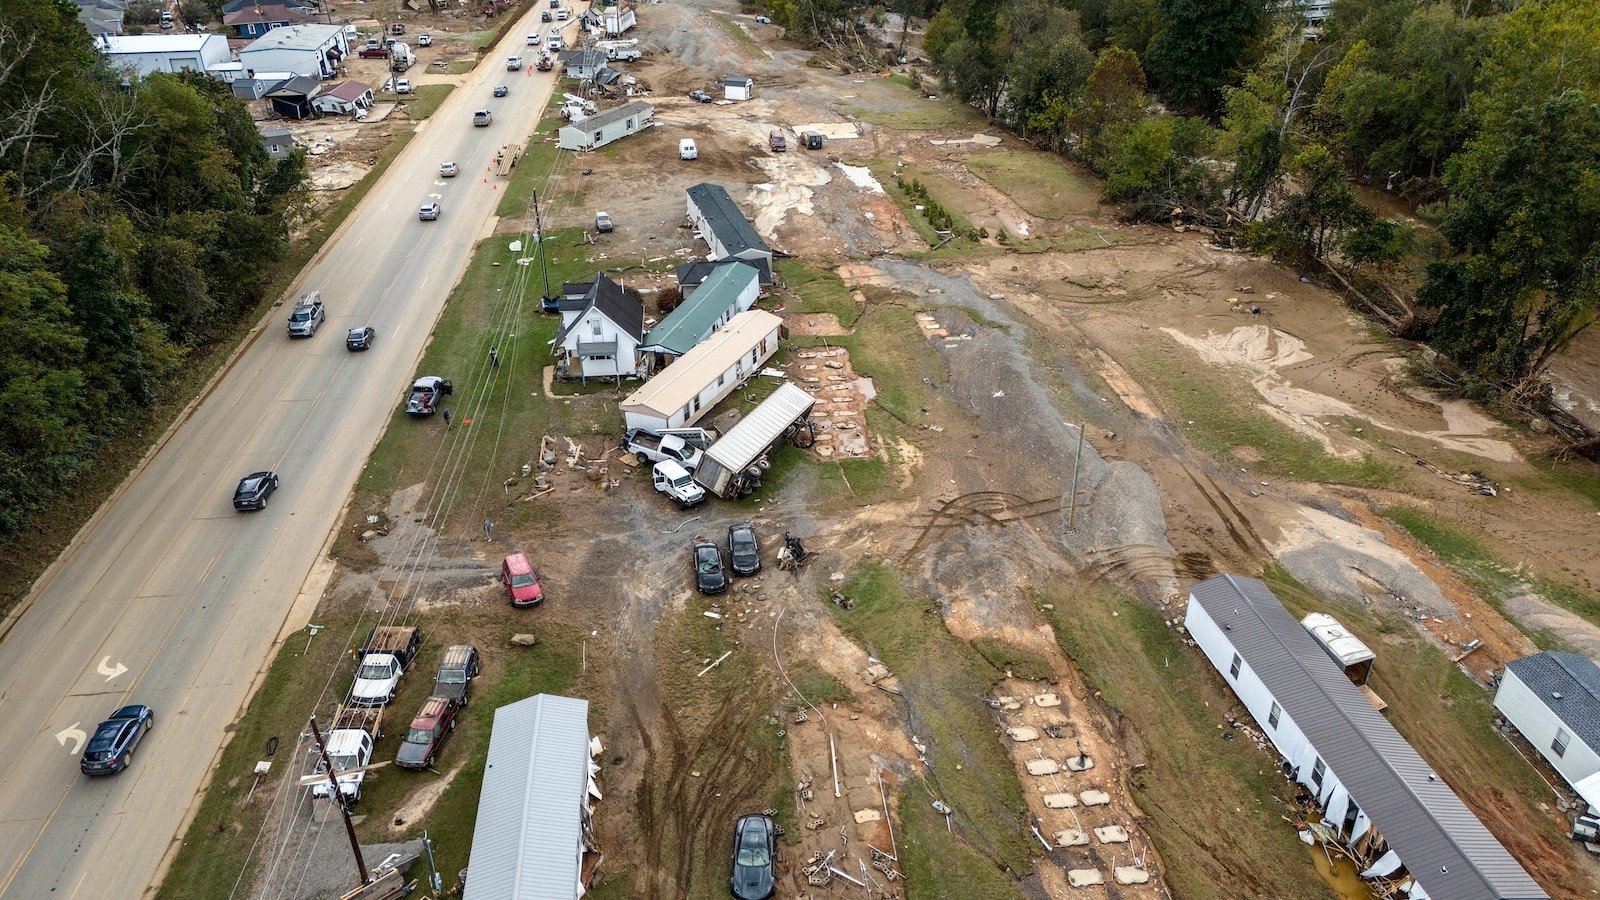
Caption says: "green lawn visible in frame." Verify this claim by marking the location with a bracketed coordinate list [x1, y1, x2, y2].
[775, 258, 863, 327]
[401, 83, 454, 121]
[962, 152, 1100, 220]
[840, 95, 985, 131]
[709, 12, 769, 58]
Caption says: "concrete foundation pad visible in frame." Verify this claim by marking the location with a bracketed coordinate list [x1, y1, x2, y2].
[1034, 692, 1062, 707]
[852, 808, 882, 824]
[1043, 792, 1078, 809]
[1066, 756, 1095, 772]
[1094, 825, 1129, 844]
[1025, 758, 1061, 776]
[1066, 868, 1104, 887]
[1079, 789, 1111, 806]
[1114, 867, 1152, 885]
[1055, 829, 1090, 847]
[1008, 726, 1040, 742]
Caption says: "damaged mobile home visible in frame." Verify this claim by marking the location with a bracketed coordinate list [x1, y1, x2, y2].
[1186, 574, 1547, 900]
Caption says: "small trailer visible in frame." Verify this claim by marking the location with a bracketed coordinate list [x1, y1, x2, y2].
[693, 382, 815, 499]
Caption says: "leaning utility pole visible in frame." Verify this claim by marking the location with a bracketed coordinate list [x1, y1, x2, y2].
[309, 716, 370, 890]
[531, 187, 554, 308]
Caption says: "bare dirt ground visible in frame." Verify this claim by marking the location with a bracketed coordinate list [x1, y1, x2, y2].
[233, 0, 1600, 897]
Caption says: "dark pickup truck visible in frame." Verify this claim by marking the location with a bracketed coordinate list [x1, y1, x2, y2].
[405, 376, 452, 415]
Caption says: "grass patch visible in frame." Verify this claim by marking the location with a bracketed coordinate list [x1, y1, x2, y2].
[498, 108, 569, 218]
[1035, 583, 1334, 900]
[840, 96, 985, 131]
[899, 779, 1029, 900]
[401, 83, 454, 121]
[1384, 506, 1600, 637]
[866, 159, 980, 245]
[1136, 351, 1394, 487]
[832, 562, 1034, 883]
[776, 258, 864, 327]
[709, 12, 769, 58]
[969, 638, 1054, 681]
[1514, 456, 1600, 511]
[962, 152, 1099, 220]
[782, 660, 855, 706]
[444, 59, 476, 75]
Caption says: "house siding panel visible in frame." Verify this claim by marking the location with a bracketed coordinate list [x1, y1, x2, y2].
[1497, 669, 1600, 792]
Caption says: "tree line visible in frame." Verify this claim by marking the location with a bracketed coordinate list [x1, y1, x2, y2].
[776, 0, 1599, 411]
[0, 0, 306, 533]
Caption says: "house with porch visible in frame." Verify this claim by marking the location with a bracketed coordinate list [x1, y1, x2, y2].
[311, 80, 374, 116]
[555, 273, 644, 381]
[223, 0, 312, 39]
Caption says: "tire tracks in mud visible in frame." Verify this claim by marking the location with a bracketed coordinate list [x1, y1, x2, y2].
[900, 491, 1063, 561]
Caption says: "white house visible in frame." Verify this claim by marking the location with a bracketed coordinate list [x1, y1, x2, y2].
[723, 75, 753, 101]
[555, 273, 644, 381]
[638, 261, 760, 368]
[311, 80, 374, 116]
[238, 23, 349, 80]
[619, 309, 783, 433]
[685, 182, 773, 284]
[1496, 652, 1600, 812]
[461, 694, 599, 900]
[557, 100, 653, 152]
[258, 125, 294, 159]
[1186, 575, 1546, 900]
[100, 33, 233, 79]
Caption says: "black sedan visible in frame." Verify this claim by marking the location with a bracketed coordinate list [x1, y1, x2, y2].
[80, 705, 154, 775]
[727, 523, 760, 576]
[233, 471, 279, 511]
[346, 326, 376, 350]
[729, 814, 776, 900]
[693, 541, 727, 595]
[493, 84, 509, 97]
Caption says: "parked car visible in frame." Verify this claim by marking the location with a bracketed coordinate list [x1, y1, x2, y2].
[233, 471, 279, 511]
[594, 211, 614, 233]
[693, 540, 727, 595]
[493, 84, 509, 97]
[500, 553, 544, 607]
[727, 523, 760, 575]
[556, 7, 568, 18]
[801, 131, 825, 150]
[652, 460, 704, 508]
[417, 33, 432, 46]
[729, 814, 777, 900]
[405, 376, 452, 415]
[394, 78, 412, 94]
[688, 90, 712, 103]
[432, 644, 482, 704]
[419, 201, 441, 221]
[286, 295, 325, 337]
[768, 129, 787, 152]
[350, 625, 421, 708]
[80, 705, 154, 775]
[679, 138, 698, 160]
[395, 696, 460, 770]
[473, 108, 493, 126]
[755, 14, 771, 23]
[506, 55, 523, 71]
[346, 326, 376, 351]
[439, 160, 460, 177]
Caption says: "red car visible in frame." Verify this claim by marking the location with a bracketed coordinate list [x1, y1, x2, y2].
[395, 696, 459, 770]
[501, 553, 544, 606]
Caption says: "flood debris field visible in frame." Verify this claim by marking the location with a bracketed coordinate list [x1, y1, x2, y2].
[169, 0, 1600, 897]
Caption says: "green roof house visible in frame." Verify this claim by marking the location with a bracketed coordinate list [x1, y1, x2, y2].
[640, 261, 760, 367]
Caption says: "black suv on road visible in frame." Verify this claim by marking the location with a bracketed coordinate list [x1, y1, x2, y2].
[233, 471, 279, 511]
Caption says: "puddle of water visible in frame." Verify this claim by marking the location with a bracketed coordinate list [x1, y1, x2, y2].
[1303, 841, 1374, 900]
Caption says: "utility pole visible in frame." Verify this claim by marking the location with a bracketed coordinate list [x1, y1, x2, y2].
[309, 716, 370, 890]
[531, 187, 554, 308]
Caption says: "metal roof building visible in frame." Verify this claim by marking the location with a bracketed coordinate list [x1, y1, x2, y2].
[557, 100, 653, 152]
[640, 261, 759, 358]
[1497, 652, 1600, 811]
[619, 309, 783, 432]
[685, 183, 773, 284]
[463, 694, 597, 900]
[1187, 575, 1546, 900]
[693, 382, 815, 498]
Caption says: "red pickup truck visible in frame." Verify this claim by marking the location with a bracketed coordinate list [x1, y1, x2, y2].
[358, 39, 389, 59]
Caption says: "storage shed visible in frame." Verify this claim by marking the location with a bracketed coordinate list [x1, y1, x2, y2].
[461, 694, 599, 900]
[1187, 574, 1546, 900]
[723, 75, 753, 100]
[685, 183, 772, 284]
[619, 309, 783, 433]
[1496, 652, 1600, 812]
[557, 100, 653, 152]
[639, 261, 760, 367]
[694, 382, 815, 498]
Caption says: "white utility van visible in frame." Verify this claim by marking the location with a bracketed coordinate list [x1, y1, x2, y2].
[679, 139, 698, 160]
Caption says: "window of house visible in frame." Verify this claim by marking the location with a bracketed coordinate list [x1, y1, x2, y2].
[590, 319, 602, 337]
[716, 371, 725, 387]
[592, 132, 602, 143]
[625, 118, 634, 130]
[1229, 653, 1242, 679]
[1311, 757, 1326, 790]
[1268, 702, 1281, 729]
[1553, 727, 1571, 757]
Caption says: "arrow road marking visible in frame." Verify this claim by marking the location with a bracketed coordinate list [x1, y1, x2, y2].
[97, 657, 129, 682]
[56, 724, 86, 755]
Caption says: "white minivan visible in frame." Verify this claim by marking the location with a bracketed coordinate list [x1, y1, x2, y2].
[679, 138, 698, 160]
[527, 33, 539, 46]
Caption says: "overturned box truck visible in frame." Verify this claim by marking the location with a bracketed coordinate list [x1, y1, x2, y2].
[693, 382, 815, 499]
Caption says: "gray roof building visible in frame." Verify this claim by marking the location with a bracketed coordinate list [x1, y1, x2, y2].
[1190, 574, 1547, 900]
[1504, 652, 1600, 756]
[462, 694, 595, 900]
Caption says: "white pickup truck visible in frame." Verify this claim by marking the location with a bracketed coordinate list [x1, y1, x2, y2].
[350, 625, 421, 707]
[624, 428, 711, 469]
[307, 706, 382, 803]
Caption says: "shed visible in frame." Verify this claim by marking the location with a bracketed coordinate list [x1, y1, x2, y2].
[723, 75, 753, 101]
[1496, 652, 1600, 812]
[100, 33, 233, 79]
[694, 382, 815, 498]
[602, 3, 636, 35]
[557, 100, 653, 152]
[264, 74, 321, 120]
[238, 23, 349, 79]
[554, 273, 644, 380]
[640, 261, 760, 365]
[684, 183, 772, 284]
[461, 694, 598, 900]
[1186, 575, 1546, 900]
[258, 125, 294, 158]
[619, 309, 783, 433]
[311, 79, 373, 115]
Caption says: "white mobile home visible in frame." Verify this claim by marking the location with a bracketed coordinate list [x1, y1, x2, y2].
[238, 23, 349, 80]
[555, 274, 644, 381]
[1495, 652, 1600, 812]
[461, 694, 599, 900]
[639, 261, 760, 367]
[557, 100, 653, 152]
[693, 382, 815, 499]
[101, 33, 232, 79]
[1186, 575, 1546, 900]
[619, 309, 783, 433]
[684, 182, 773, 284]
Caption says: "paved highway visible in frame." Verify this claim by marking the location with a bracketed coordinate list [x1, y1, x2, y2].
[0, 6, 575, 897]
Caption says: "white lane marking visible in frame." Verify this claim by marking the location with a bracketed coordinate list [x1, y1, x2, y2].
[54, 725, 86, 755]
[96, 657, 129, 682]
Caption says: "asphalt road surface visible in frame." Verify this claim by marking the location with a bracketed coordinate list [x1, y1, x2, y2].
[0, 6, 574, 897]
